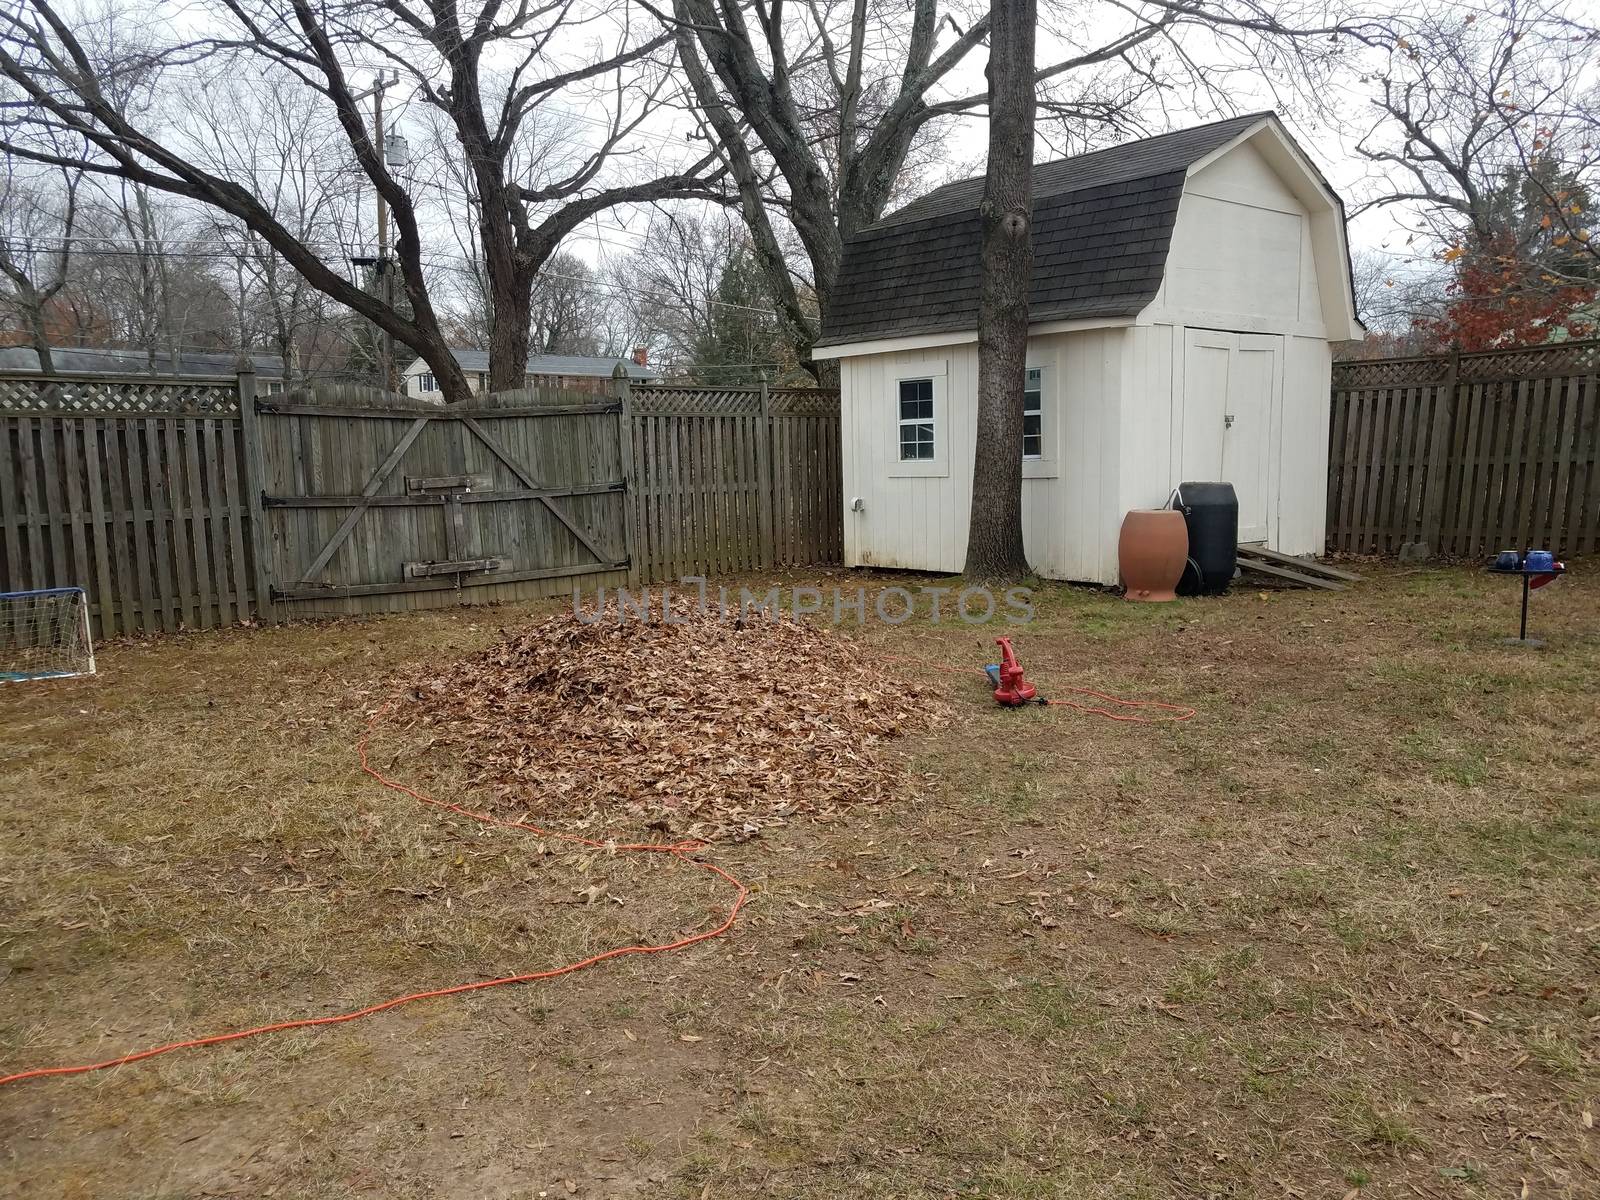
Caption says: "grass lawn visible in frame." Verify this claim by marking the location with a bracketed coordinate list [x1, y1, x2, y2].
[2, 563, 1597, 1199]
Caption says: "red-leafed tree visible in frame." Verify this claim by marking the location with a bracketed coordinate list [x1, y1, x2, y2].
[1423, 162, 1599, 349]
[1354, 0, 1600, 349]
[1431, 237, 1596, 350]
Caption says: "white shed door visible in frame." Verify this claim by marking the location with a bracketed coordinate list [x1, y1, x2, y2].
[1182, 330, 1281, 543]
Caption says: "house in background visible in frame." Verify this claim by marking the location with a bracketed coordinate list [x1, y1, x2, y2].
[403, 348, 660, 398]
[0, 346, 291, 392]
[813, 112, 1364, 586]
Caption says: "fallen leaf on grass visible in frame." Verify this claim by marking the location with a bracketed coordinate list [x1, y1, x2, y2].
[387, 603, 948, 839]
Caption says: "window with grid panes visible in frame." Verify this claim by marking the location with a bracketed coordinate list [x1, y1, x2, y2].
[1023, 368, 1043, 459]
[897, 378, 935, 460]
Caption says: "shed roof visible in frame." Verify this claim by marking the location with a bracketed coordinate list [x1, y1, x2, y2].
[0, 345, 286, 376]
[410, 349, 659, 380]
[816, 112, 1274, 347]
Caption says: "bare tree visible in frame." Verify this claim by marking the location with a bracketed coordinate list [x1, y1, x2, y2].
[965, 0, 1035, 578]
[659, 0, 1393, 377]
[621, 210, 736, 366]
[0, 0, 727, 401]
[1355, 0, 1598, 258]
[186, 76, 361, 384]
[0, 157, 79, 372]
[1352, 0, 1599, 345]
[530, 254, 605, 356]
[301, 0, 729, 389]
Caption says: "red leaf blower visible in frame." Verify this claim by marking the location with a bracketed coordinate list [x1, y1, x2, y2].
[984, 636, 1038, 706]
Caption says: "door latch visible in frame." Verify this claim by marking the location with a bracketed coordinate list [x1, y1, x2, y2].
[1224, 413, 1235, 429]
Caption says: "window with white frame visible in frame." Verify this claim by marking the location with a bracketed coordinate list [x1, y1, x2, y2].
[1022, 367, 1043, 459]
[416, 372, 437, 395]
[897, 378, 935, 460]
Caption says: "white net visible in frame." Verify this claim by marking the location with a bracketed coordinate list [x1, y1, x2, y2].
[1, 588, 96, 682]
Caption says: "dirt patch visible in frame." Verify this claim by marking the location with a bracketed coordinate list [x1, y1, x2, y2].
[391, 603, 946, 838]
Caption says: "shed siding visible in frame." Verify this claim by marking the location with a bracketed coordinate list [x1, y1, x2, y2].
[1164, 193, 1303, 321]
[1276, 335, 1333, 555]
[842, 329, 1127, 582]
[1143, 137, 1328, 340]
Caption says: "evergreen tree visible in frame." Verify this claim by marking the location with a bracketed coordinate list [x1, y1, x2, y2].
[690, 247, 779, 384]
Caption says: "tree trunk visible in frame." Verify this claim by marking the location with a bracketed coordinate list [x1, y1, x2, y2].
[20, 291, 54, 374]
[487, 277, 533, 393]
[963, 0, 1036, 580]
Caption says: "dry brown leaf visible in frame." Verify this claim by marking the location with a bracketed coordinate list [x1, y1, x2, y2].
[387, 603, 947, 839]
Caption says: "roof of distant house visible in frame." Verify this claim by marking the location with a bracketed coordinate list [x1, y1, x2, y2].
[817, 112, 1294, 346]
[0, 345, 287, 376]
[409, 349, 660, 381]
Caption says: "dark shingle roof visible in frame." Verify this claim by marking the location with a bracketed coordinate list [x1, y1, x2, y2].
[817, 112, 1273, 346]
[429, 349, 658, 380]
[0, 345, 286, 376]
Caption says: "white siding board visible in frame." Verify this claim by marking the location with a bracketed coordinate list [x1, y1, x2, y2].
[1165, 195, 1303, 321]
[1184, 139, 1301, 213]
[1277, 335, 1332, 555]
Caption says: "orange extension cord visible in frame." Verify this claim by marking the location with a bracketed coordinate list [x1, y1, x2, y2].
[0, 704, 750, 1089]
[888, 653, 1198, 724]
[1043, 689, 1195, 722]
[1, 652, 1188, 1089]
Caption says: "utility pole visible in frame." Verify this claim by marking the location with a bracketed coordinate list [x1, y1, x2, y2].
[372, 73, 392, 394]
[351, 70, 400, 393]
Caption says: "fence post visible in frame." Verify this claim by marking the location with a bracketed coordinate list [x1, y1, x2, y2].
[613, 364, 640, 589]
[1413, 348, 1460, 561]
[755, 372, 775, 569]
[235, 365, 276, 624]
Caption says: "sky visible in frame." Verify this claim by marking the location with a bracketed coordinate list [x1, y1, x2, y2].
[8, 0, 1469, 317]
[485, 2, 1438, 286]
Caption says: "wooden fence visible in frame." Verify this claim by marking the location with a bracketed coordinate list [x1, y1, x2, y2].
[1328, 340, 1600, 558]
[0, 372, 254, 638]
[0, 368, 843, 636]
[626, 382, 843, 581]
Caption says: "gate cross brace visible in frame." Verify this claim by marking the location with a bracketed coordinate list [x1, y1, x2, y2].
[296, 417, 429, 584]
[459, 415, 620, 565]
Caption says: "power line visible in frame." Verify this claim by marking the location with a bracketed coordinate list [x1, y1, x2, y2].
[0, 237, 782, 317]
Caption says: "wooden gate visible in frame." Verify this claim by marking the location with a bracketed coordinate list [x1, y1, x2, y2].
[254, 384, 631, 618]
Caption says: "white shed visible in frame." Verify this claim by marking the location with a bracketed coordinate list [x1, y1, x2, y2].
[811, 112, 1363, 585]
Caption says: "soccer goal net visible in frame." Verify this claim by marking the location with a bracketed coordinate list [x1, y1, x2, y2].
[0, 587, 96, 682]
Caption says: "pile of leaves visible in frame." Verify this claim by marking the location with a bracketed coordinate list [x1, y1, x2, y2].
[389, 603, 947, 838]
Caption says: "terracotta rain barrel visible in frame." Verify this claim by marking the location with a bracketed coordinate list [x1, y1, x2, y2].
[1118, 509, 1188, 602]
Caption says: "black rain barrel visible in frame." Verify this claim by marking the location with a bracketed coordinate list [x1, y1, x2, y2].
[1174, 482, 1238, 596]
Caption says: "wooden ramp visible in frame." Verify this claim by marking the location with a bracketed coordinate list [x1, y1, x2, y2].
[1235, 545, 1362, 591]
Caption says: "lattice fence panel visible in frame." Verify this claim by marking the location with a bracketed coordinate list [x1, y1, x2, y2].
[1332, 358, 1451, 390]
[1458, 340, 1600, 382]
[769, 389, 841, 416]
[0, 372, 240, 415]
[631, 385, 764, 415]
